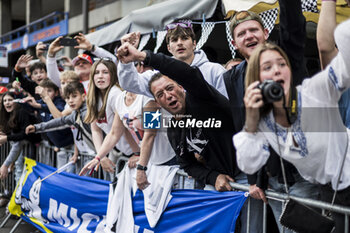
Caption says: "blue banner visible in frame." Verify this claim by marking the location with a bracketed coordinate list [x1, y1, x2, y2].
[4, 19, 68, 53]
[133, 189, 247, 233]
[10, 158, 247, 233]
[9, 158, 109, 233]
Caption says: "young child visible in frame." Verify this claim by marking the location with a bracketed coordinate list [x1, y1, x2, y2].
[24, 79, 74, 170]
[26, 82, 96, 169]
[12, 55, 47, 99]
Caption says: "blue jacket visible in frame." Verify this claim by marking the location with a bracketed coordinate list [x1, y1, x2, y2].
[36, 96, 74, 148]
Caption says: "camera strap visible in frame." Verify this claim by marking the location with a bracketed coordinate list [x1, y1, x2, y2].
[283, 85, 298, 125]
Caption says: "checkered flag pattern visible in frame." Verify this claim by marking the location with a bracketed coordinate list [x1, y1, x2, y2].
[225, 21, 236, 58]
[301, 0, 319, 13]
[154, 30, 167, 53]
[138, 34, 151, 51]
[196, 22, 215, 50]
[259, 8, 278, 35]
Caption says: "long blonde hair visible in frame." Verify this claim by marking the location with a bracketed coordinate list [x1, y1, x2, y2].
[84, 59, 121, 123]
[245, 42, 292, 116]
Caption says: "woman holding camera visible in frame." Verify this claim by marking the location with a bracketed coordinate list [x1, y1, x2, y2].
[233, 19, 350, 232]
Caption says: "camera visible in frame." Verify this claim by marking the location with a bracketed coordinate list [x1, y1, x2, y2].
[257, 80, 284, 103]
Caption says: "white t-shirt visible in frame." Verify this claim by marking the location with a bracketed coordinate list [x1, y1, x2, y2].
[115, 91, 176, 165]
[96, 85, 133, 155]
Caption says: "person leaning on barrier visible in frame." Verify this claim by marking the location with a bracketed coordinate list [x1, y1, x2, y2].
[25, 82, 96, 164]
[117, 44, 240, 192]
[0, 92, 41, 173]
[223, 1, 320, 231]
[234, 18, 350, 233]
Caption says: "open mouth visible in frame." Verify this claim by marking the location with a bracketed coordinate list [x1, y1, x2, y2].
[177, 48, 185, 53]
[169, 100, 177, 107]
[246, 42, 258, 48]
[276, 80, 285, 85]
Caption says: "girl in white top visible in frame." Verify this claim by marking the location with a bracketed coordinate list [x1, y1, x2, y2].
[80, 89, 177, 186]
[233, 20, 350, 228]
[82, 59, 139, 176]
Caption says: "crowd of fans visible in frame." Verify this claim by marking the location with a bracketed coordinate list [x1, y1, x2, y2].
[0, 0, 350, 232]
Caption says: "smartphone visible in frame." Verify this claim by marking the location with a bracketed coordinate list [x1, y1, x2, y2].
[59, 38, 78, 46]
[40, 43, 50, 51]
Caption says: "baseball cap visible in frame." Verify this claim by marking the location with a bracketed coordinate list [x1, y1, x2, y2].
[229, 11, 264, 36]
[0, 86, 8, 94]
[72, 54, 93, 66]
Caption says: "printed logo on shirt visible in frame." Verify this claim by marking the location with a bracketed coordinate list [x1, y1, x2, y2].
[97, 114, 107, 124]
[143, 110, 161, 129]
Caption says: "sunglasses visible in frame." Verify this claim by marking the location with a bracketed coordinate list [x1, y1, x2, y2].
[94, 57, 113, 62]
[166, 22, 192, 30]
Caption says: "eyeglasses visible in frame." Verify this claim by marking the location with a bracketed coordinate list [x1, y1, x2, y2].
[93, 57, 113, 62]
[166, 22, 192, 30]
[134, 61, 144, 67]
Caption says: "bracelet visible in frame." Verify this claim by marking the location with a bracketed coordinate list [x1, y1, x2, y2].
[95, 156, 101, 162]
[136, 164, 147, 171]
[48, 53, 55, 58]
[134, 152, 140, 156]
[91, 44, 96, 52]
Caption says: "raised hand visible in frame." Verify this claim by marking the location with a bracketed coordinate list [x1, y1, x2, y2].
[15, 54, 33, 72]
[244, 81, 263, 133]
[74, 33, 93, 51]
[36, 42, 47, 58]
[117, 42, 146, 64]
[121, 32, 141, 48]
[48, 36, 64, 57]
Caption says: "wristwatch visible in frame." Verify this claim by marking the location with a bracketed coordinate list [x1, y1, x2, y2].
[136, 164, 147, 171]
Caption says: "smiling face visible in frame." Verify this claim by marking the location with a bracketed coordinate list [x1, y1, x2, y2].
[93, 63, 111, 93]
[259, 49, 291, 97]
[232, 20, 269, 59]
[167, 35, 196, 64]
[31, 68, 47, 85]
[150, 76, 186, 116]
[2, 94, 15, 113]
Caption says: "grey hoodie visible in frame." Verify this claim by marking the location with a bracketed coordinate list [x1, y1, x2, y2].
[118, 50, 228, 98]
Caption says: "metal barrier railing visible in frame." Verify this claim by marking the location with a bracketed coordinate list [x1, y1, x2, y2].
[1, 141, 350, 233]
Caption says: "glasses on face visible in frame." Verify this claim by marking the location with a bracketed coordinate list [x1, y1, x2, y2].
[166, 22, 192, 30]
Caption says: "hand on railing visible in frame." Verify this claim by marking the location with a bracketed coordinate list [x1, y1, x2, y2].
[25, 125, 36, 135]
[127, 155, 139, 168]
[100, 157, 116, 173]
[249, 184, 268, 203]
[215, 174, 234, 192]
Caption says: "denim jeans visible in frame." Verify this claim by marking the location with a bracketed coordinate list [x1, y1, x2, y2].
[204, 172, 264, 233]
[56, 145, 75, 173]
[268, 173, 319, 233]
[235, 172, 264, 233]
